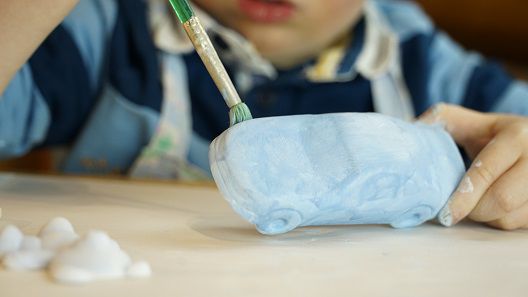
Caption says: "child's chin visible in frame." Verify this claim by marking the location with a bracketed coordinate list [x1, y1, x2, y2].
[244, 34, 311, 67]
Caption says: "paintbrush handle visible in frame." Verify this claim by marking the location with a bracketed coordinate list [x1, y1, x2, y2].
[169, 0, 242, 108]
[168, 0, 193, 23]
[183, 17, 242, 108]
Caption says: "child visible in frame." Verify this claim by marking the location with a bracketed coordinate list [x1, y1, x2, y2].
[1, 0, 528, 230]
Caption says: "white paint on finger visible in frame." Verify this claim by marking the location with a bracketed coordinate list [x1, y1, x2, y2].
[474, 160, 482, 168]
[458, 176, 474, 194]
[437, 204, 453, 227]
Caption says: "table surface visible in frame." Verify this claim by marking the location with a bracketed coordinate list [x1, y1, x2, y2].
[0, 173, 527, 297]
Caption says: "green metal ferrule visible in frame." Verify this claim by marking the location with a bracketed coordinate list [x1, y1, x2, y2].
[168, 0, 195, 23]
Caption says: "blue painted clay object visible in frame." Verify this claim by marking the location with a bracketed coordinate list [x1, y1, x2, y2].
[209, 113, 465, 235]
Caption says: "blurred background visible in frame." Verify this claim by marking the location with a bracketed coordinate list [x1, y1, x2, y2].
[1, 0, 527, 173]
[416, 0, 528, 78]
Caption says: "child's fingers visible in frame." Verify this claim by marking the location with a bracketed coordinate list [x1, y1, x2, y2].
[468, 158, 528, 222]
[437, 132, 522, 227]
[418, 103, 496, 145]
[486, 201, 528, 230]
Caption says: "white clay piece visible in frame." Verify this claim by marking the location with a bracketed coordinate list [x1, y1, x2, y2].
[127, 261, 152, 278]
[50, 230, 139, 284]
[3, 249, 55, 271]
[0, 218, 151, 284]
[21, 235, 42, 251]
[3, 234, 55, 271]
[0, 225, 24, 257]
[38, 217, 79, 250]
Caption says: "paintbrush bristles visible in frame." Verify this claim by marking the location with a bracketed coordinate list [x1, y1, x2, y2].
[168, 2, 254, 126]
[229, 103, 253, 126]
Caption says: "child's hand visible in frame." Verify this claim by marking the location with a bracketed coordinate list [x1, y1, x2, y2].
[419, 104, 528, 230]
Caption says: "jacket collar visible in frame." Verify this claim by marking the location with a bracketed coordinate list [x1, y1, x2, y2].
[148, 0, 397, 83]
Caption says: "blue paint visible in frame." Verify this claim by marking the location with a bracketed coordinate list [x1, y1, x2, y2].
[210, 113, 465, 235]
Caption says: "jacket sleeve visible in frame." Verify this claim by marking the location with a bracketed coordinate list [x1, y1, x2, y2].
[0, 0, 117, 159]
[425, 31, 528, 115]
[0, 65, 50, 158]
[377, 0, 528, 116]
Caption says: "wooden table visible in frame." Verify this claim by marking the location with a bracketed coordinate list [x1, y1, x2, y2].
[0, 173, 527, 297]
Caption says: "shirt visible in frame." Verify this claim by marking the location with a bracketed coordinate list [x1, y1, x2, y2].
[1, 0, 527, 179]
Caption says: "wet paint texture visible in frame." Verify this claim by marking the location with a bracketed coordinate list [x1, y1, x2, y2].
[210, 113, 465, 235]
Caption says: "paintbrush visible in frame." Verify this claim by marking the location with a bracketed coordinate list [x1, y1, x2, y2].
[168, 0, 253, 126]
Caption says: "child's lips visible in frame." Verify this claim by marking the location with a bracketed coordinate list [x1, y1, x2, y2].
[238, 0, 296, 23]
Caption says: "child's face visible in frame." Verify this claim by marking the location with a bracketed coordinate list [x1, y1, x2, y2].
[193, 0, 365, 69]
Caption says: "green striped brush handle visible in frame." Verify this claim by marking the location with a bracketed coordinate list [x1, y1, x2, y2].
[168, 0, 252, 126]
